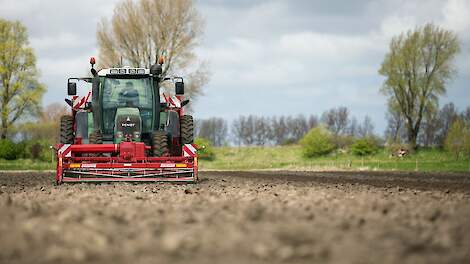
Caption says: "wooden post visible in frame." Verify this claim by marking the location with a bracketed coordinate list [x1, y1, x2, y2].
[50, 145, 54, 170]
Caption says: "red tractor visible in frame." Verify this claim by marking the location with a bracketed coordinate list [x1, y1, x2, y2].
[55, 57, 198, 184]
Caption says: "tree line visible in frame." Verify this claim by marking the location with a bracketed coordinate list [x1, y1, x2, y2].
[197, 103, 470, 148]
[195, 107, 378, 146]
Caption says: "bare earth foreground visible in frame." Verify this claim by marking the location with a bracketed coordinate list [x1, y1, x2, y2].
[1, 171, 470, 264]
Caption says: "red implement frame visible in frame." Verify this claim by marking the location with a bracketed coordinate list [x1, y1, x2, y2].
[55, 142, 198, 184]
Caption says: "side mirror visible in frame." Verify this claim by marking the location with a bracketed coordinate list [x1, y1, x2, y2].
[68, 82, 77, 95]
[175, 81, 184, 95]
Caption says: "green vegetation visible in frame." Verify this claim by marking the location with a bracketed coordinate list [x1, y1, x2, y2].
[0, 159, 53, 171]
[0, 19, 46, 139]
[350, 137, 379, 156]
[0, 145, 468, 172]
[444, 118, 470, 160]
[195, 137, 216, 160]
[299, 127, 335, 157]
[379, 23, 460, 149]
[198, 145, 470, 172]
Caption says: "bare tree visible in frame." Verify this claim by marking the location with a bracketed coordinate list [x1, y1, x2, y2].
[252, 116, 272, 145]
[321, 107, 350, 135]
[348, 117, 358, 137]
[307, 115, 319, 130]
[436, 102, 459, 146]
[288, 115, 309, 142]
[357, 115, 375, 138]
[232, 116, 256, 146]
[462, 106, 470, 127]
[15, 103, 68, 142]
[196, 117, 228, 146]
[271, 116, 289, 145]
[97, 0, 208, 100]
[384, 108, 406, 143]
[418, 105, 440, 147]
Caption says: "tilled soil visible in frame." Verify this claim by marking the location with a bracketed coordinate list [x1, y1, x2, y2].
[1, 171, 470, 264]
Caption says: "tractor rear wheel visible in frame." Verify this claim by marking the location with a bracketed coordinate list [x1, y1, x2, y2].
[152, 131, 169, 157]
[181, 115, 194, 144]
[89, 130, 103, 144]
[60, 115, 74, 144]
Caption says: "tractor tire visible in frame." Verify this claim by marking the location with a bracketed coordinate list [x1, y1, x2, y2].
[60, 115, 74, 144]
[181, 115, 194, 144]
[89, 130, 103, 144]
[152, 131, 169, 157]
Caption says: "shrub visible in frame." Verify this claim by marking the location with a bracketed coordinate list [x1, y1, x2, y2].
[21, 140, 53, 161]
[0, 139, 21, 160]
[444, 118, 468, 160]
[333, 135, 355, 150]
[351, 137, 379, 156]
[194, 137, 216, 160]
[300, 127, 335, 157]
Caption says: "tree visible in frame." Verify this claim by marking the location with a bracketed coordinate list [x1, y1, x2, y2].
[348, 117, 358, 137]
[444, 118, 467, 160]
[97, 0, 208, 100]
[418, 105, 441, 147]
[384, 106, 406, 143]
[357, 115, 375, 138]
[321, 106, 350, 135]
[379, 23, 460, 149]
[271, 116, 289, 145]
[436, 102, 459, 146]
[462, 106, 470, 127]
[287, 115, 309, 142]
[0, 19, 45, 139]
[196, 117, 228, 147]
[15, 103, 68, 142]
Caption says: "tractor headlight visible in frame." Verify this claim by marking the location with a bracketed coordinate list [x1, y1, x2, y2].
[116, 131, 124, 138]
[133, 131, 140, 138]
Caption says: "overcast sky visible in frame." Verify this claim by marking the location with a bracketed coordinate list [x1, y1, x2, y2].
[1, 0, 469, 134]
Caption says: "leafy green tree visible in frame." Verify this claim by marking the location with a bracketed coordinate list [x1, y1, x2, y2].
[379, 23, 460, 149]
[351, 137, 379, 156]
[0, 19, 45, 139]
[300, 127, 335, 157]
[444, 118, 467, 160]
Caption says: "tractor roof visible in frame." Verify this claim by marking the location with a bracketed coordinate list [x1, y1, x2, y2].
[98, 67, 150, 77]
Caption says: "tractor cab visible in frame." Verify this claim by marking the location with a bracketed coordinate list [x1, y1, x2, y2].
[97, 68, 156, 144]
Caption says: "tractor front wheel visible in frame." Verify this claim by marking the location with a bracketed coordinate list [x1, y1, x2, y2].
[60, 115, 74, 144]
[152, 131, 169, 157]
[181, 115, 194, 144]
